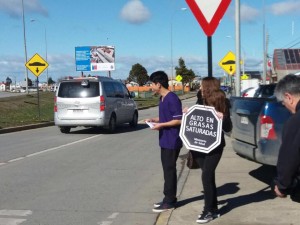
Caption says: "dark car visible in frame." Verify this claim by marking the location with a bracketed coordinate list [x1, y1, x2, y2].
[253, 84, 276, 98]
[220, 85, 231, 93]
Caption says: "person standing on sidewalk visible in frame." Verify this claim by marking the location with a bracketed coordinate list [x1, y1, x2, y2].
[273, 74, 300, 202]
[189, 77, 232, 223]
[144, 71, 183, 213]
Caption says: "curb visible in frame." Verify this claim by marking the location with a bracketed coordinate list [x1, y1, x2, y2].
[0, 122, 54, 134]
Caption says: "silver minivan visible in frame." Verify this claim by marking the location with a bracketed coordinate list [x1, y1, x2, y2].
[54, 76, 138, 133]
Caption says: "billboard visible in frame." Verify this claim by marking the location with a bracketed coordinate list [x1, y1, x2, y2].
[75, 46, 115, 72]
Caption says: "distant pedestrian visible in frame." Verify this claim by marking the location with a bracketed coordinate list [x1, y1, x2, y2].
[196, 86, 203, 105]
[273, 74, 300, 202]
[144, 71, 183, 213]
[186, 77, 232, 223]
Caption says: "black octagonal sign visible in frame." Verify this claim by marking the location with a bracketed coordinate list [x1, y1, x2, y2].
[180, 105, 222, 153]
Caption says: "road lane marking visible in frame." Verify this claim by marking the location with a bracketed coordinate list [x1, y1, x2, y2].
[97, 222, 112, 225]
[107, 212, 119, 219]
[1, 121, 146, 167]
[0, 210, 32, 225]
[1, 135, 102, 166]
[97, 212, 119, 225]
[0, 218, 26, 225]
[0, 210, 32, 216]
[7, 157, 25, 163]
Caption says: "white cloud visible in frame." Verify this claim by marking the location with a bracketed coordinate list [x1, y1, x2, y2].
[240, 4, 260, 23]
[269, 0, 300, 15]
[227, 4, 260, 23]
[0, 0, 48, 18]
[120, 0, 151, 24]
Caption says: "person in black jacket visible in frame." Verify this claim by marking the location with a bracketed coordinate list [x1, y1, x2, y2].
[273, 74, 300, 202]
[187, 77, 232, 223]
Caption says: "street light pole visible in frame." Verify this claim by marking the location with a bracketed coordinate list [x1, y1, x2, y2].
[21, 0, 29, 94]
[170, 7, 187, 90]
[31, 19, 48, 89]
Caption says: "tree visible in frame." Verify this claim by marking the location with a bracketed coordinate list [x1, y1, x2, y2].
[127, 63, 149, 86]
[48, 77, 55, 85]
[5, 77, 12, 86]
[175, 57, 195, 87]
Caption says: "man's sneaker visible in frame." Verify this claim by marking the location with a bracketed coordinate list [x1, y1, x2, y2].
[153, 200, 177, 208]
[152, 203, 175, 213]
[196, 211, 220, 223]
[153, 201, 163, 208]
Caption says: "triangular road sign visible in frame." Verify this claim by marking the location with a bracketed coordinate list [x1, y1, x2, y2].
[186, 0, 231, 36]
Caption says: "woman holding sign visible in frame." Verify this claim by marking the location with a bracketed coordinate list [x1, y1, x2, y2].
[191, 77, 232, 224]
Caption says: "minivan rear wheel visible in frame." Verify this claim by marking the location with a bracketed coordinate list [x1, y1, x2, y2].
[60, 126, 71, 133]
[129, 112, 138, 128]
[108, 115, 116, 133]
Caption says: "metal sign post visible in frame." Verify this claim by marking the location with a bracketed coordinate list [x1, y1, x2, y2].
[25, 53, 49, 120]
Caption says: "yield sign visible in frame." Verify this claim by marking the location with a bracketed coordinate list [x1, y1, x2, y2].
[186, 0, 231, 36]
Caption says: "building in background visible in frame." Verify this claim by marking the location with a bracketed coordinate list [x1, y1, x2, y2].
[273, 49, 300, 82]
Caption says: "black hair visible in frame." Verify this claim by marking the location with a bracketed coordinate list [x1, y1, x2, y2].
[149, 71, 169, 89]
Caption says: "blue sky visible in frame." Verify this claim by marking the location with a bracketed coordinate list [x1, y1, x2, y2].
[0, 0, 300, 83]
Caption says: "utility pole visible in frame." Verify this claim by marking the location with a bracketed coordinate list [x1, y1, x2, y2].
[235, 0, 241, 96]
[262, 0, 267, 84]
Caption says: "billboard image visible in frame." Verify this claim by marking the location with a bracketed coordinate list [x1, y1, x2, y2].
[75, 46, 115, 72]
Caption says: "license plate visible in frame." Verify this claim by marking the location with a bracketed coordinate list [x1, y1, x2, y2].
[241, 116, 249, 125]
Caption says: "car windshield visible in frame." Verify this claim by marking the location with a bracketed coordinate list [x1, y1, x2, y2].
[58, 81, 100, 98]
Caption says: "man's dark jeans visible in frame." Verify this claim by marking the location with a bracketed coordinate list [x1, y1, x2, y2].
[161, 147, 181, 204]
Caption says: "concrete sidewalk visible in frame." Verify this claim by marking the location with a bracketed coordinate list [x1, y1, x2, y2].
[156, 135, 300, 225]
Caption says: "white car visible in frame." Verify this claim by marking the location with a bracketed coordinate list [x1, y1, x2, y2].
[54, 76, 138, 133]
[241, 87, 258, 97]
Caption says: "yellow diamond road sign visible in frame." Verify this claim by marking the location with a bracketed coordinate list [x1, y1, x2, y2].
[176, 75, 182, 82]
[241, 74, 249, 80]
[25, 53, 49, 77]
[218, 51, 236, 75]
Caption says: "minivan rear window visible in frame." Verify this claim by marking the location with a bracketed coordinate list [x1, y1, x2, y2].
[58, 81, 100, 98]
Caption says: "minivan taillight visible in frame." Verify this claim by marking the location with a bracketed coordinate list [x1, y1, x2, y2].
[100, 95, 105, 111]
[260, 115, 277, 140]
[54, 96, 57, 112]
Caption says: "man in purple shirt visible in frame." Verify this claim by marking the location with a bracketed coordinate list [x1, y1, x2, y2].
[145, 71, 183, 212]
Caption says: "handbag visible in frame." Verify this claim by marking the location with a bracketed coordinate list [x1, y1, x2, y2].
[186, 150, 200, 169]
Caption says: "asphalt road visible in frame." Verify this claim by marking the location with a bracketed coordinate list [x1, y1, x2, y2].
[0, 97, 196, 225]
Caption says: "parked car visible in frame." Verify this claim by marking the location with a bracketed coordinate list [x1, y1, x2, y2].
[253, 84, 276, 98]
[54, 76, 138, 133]
[230, 83, 291, 166]
[220, 85, 231, 93]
